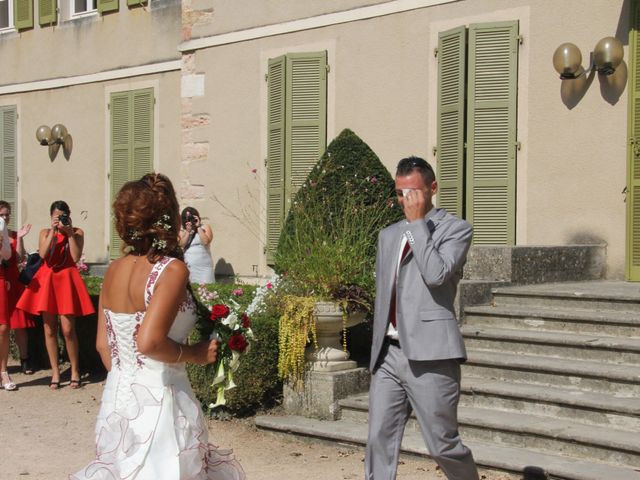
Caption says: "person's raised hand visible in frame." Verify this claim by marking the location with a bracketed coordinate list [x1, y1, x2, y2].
[402, 189, 428, 222]
[17, 224, 32, 238]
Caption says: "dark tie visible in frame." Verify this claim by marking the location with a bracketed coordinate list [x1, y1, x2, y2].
[389, 241, 411, 327]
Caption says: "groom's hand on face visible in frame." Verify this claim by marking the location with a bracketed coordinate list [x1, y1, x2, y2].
[402, 189, 428, 222]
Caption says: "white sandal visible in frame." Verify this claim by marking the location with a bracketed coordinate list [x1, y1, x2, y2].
[1, 371, 17, 391]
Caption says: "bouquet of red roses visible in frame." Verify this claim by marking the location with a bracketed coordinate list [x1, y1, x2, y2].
[206, 299, 254, 408]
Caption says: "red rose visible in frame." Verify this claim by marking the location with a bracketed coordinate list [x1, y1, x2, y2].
[210, 304, 230, 321]
[228, 333, 248, 353]
[241, 313, 251, 328]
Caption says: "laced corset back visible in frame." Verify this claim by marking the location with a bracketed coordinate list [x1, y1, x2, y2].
[104, 257, 197, 408]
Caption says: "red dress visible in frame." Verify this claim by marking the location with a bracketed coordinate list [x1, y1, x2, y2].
[0, 233, 35, 328]
[17, 231, 95, 317]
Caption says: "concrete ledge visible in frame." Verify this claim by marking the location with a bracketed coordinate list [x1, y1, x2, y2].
[283, 368, 370, 420]
[465, 245, 606, 284]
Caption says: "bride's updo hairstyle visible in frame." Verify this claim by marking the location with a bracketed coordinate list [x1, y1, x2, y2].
[113, 172, 182, 262]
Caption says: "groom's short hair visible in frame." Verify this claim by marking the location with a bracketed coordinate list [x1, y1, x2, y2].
[396, 156, 436, 184]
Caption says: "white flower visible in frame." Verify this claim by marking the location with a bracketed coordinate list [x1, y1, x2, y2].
[222, 312, 239, 329]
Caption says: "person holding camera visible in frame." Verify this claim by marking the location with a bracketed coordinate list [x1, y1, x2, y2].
[17, 200, 95, 390]
[0, 201, 34, 391]
[178, 206, 216, 284]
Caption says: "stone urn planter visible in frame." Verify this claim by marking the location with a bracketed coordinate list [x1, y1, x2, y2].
[305, 300, 365, 372]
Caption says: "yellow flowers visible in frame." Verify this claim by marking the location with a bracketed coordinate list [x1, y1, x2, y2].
[277, 295, 317, 389]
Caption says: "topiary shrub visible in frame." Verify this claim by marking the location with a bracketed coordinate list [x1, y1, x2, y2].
[275, 128, 403, 312]
[274, 129, 403, 380]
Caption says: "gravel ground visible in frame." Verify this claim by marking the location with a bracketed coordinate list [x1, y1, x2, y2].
[1, 362, 518, 480]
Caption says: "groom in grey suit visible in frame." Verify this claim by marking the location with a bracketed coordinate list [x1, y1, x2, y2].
[365, 157, 479, 480]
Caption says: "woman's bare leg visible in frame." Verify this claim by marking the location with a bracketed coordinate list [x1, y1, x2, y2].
[60, 315, 80, 386]
[42, 313, 61, 387]
[0, 323, 10, 374]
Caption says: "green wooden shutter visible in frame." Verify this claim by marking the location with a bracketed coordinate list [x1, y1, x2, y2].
[14, 0, 33, 30]
[285, 51, 327, 209]
[627, 1, 640, 281]
[466, 21, 518, 245]
[98, 0, 118, 14]
[132, 88, 154, 180]
[110, 92, 131, 259]
[109, 88, 154, 259]
[0, 106, 17, 230]
[127, 0, 146, 6]
[266, 56, 286, 264]
[437, 26, 466, 218]
[38, 0, 56, 25]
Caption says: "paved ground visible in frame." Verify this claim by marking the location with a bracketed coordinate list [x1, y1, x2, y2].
[1, 362, 518, 479]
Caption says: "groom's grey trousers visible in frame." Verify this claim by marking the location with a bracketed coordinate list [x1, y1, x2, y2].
[364, 341, 479, 480]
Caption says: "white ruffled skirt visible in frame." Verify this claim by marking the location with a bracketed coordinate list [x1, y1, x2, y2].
[70, 366, 244, 480]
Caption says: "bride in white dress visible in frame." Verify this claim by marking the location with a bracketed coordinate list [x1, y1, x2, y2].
[71, 173, 244, 480]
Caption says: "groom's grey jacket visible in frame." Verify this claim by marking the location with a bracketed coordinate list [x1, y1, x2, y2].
[370, 208, 473, 372]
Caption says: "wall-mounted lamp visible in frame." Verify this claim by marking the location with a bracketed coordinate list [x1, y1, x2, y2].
[35, 124, 73, 161]
[553, 36, 624, 79]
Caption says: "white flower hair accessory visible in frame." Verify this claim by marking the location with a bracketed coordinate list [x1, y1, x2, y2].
[154, 214, 173, 231]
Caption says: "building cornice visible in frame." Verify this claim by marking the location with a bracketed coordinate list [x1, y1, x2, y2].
[0, 60, 181, 95]
[179, 0, 459, 52]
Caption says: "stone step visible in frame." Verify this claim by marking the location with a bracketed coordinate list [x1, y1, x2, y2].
[338, 396, 640, 467]
[491, 282, 640, 312]
[464, 350, 640, 396]
[464, 305, 640, 337]
[459, 407, 640, 468]
[255, 415, 640, 480]
[460, 377, 640, 432]
[461, 325, 640, 364]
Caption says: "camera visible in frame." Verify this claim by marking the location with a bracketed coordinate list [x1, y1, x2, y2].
[59, 214, 71, 226]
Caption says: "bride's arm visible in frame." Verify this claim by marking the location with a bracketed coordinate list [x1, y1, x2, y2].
[136, 260, 218, 365]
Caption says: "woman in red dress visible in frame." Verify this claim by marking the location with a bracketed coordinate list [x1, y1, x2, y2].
[0, 201, 35, 391]
[17, 201, 95, 389]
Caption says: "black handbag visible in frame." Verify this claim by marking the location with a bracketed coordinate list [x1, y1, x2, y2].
[18, 253, 43, 285]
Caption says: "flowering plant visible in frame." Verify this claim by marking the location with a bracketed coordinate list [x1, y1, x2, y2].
[273, 129, 402, 386]
[76, 255, 89, 275]
[194, 286, 255, 408]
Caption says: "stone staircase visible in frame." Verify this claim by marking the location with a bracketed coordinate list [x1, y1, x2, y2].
[256, 281, 640, 479]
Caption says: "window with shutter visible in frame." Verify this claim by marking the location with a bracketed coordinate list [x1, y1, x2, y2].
[266, 56, 286, 264]
[285, 52, 327, 207]
[266, 51, 328, 264]
[436, 21, 518, 245]
[627, 0, 640, 281]
[0, 106, 18, 230]
[97, 0, 117, 14]
[109, 88, 154, 259]
[466, 21, 518, 245]
[14, 0, 33, 30]
[437, 26, 467, 218]
[38, 0, 56, 24]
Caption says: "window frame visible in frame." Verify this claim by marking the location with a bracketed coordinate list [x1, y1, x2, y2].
[71, 0, 97, 17]
[0, 0, 15, 32]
